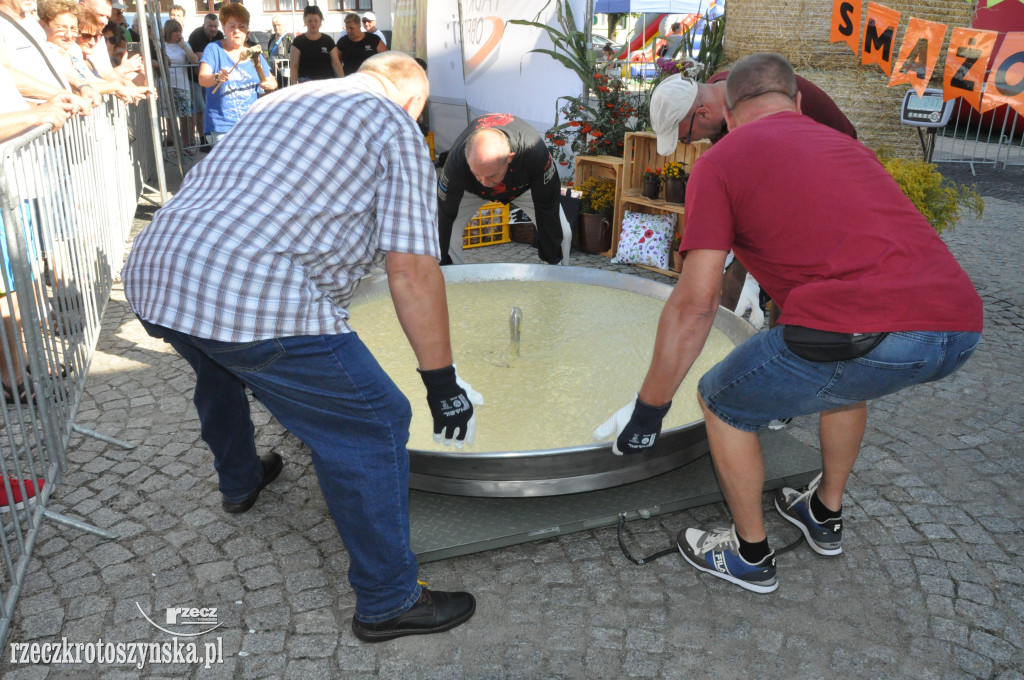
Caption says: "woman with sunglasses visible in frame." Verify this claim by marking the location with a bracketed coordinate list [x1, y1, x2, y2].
[38, 0, 147, 104]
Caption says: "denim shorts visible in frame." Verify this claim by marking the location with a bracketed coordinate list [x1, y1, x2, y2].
[698, 326, 981, 432]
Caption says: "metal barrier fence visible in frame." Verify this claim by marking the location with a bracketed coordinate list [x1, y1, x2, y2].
[0, 97, 155, 647]
[932, 99, 1023, 171]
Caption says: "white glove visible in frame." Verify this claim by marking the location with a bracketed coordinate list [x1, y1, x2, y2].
[734, 272, 764, 330]
[594, 397, 637, 454]
[449, 364, 484, 448]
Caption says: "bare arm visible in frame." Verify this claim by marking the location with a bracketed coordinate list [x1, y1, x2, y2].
[0, 94, 73, 139]
[637, 248, 727, 406]
[288, 45, 299, 85]
[181, 42, 199, 65]
[385, 251, 454, 371]
[197, 62, 218, 88]
[376, 40, 386, 53]
[329, 46, 344, 78]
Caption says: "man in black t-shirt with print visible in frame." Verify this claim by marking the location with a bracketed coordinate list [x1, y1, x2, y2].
[437, 113, 571, 266]
[330, 12, 384, 76]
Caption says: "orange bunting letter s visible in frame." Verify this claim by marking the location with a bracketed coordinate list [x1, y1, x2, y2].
[831, 0, 863, 56]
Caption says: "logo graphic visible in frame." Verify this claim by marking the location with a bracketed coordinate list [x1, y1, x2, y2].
[136, 604, 222, 637]
[475, 113, 514, 129]
[463, 16, 504, 81]
[713, 552, 727, 572]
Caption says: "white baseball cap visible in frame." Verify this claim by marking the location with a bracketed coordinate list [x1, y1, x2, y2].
[362, 11, 376, 22]
[650, 75, 699, 155]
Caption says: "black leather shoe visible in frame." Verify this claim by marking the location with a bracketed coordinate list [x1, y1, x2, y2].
[221, 453, 283, 514]
[351, 587, 476, 643]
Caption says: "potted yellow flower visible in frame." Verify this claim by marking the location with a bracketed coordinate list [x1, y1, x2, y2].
[578, 176, 616, 253]
[662, 161, 687, 204]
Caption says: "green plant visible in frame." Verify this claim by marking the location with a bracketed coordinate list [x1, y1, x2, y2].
[680, 13, 726, 83]
[508, 0, 595, 87]
[544, 72, 643, 165]
[510, 1, 647, 163]
[651, 12, 727, 88]
[643, 167, 662, 184]
[876, 149, 984, 234]
[578, 176, 616, 219]
[662, 161, 686, 181]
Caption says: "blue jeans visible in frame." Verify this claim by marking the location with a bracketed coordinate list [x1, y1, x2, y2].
[139, 320, 421, 622]
[699, 326, 981, 431]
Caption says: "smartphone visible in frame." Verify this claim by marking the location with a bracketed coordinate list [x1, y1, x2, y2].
[126, 42, 142, 57]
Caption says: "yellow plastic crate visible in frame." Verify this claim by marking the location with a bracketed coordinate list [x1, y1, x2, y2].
[424, 131, 435, 162]
[462, 202, 511, 249]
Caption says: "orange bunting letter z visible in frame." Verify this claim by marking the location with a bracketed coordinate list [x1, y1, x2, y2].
[831, 0, 863, 56]
[889, 18, 947, 96]
[981, 32, 1024, 116]
[861, 3, 901, 76]
[944, 28, 998, 111]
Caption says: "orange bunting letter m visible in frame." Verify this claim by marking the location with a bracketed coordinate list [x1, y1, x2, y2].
[861, 3, 901, 76]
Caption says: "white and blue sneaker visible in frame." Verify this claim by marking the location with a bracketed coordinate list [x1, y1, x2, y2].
[774, 473, 843, 556]
[677, 525, 778, 594]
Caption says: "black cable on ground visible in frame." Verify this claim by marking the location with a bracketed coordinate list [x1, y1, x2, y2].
[616, 513, 806, 565]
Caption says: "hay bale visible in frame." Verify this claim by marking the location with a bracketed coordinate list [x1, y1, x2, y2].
[796, 68, 922, 159]
[724, 0, 977, 74]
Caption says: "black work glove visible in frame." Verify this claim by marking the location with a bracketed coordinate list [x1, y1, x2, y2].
[613, 396, 672, 455]
[418, 364, 476, 447]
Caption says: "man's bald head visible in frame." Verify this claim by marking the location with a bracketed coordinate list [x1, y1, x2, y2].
[359, 52, 429, 121]
[465, 128, 513, 188]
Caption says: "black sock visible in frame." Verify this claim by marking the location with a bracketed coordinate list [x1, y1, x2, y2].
[810, 491, 842, 523]
[737, 535, 771, 564]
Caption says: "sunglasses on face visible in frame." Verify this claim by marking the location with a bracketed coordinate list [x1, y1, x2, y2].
[79, 31, 101, 42]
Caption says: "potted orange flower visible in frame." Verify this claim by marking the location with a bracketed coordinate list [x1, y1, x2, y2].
[642, 167, 662, 200]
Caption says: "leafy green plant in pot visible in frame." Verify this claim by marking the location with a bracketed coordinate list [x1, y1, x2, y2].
[577, 176, 615, 253]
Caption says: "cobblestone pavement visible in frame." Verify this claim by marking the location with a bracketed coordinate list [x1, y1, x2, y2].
[1, 181, 1022, 679]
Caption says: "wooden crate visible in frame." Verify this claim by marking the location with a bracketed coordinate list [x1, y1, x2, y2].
[424, 131, 435, 162]
[615, 132, 710, 278]
[621, 132, 709, 198]
[572, 155, 623, 257]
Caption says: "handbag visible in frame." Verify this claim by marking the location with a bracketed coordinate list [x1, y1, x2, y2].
[783, 325, 888, 362]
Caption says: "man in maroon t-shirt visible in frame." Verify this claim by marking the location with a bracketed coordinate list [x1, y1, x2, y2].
[597, 53, 982, 595]
[650, 69, 857, 320]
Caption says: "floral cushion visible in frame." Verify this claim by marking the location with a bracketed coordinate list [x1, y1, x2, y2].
[611, 210, 678, 270]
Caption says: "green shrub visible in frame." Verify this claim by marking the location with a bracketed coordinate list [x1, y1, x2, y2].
[876, 149, 984, 234]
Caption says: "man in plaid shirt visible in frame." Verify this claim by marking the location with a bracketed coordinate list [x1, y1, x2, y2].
[124, 53, 480, 643]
